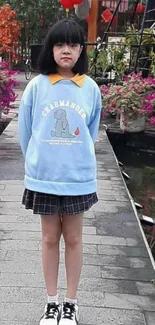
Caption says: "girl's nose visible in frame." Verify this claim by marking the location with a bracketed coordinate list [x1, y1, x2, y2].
[62, 44, 70, 53]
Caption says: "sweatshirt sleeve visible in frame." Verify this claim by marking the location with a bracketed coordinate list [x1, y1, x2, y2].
[18, 82, 33, 158]
[88, 86, 102, 143]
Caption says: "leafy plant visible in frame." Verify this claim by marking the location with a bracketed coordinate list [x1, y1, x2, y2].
[88, 39, 128, 82]
[124, 25, 155, 75]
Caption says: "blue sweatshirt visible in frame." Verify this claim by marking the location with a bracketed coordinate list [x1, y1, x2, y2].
[18, 73, 102, 195]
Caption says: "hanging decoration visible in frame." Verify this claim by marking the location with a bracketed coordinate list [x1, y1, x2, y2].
[75, 0, 91, 19]
[136, 3, 145, 14]
[101, 9, 113, 22]
[101, 9, 117, 24]
[60, 0, 74, 13]
[72, 0, 83, 5]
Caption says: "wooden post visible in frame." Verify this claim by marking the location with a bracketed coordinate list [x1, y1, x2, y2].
[87, 0, 98, 50]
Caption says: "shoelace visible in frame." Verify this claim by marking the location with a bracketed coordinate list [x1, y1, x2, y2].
[62, 302, 75, 320]
[45, 303, 59, 319]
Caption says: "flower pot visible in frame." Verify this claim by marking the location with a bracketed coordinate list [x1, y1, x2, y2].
[120, 112, 145, 132]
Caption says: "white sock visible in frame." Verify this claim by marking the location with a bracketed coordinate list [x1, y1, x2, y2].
[64, 297, 77, 305]
[48, 294, 59, 304]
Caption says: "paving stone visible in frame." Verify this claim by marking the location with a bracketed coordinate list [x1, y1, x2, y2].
[0, 196, 21, 202]
[0, 185, 5, 190]
[104, 293, 155, 311]
[0, 250, 7, 260]
[0, 322, 38, 325]
[136, 282, 155, 296]
[93, 202, 119, 213]
[97, 193, 128, 202]
[0, 222, 41, 231]
[0, 180, 23, 185]
[83, 234, 126, 245]
[79, 306, 146, 325]
[17, 215, 41, 223]
[0, 239, 40, 250]
[0, 260, 36, 273]
[101, 267, 155, 281]
[0, 215, 19, 222]
[129, 257, 153, 269]
[0, 230, 41, 241]
[0, 287, 46, 303]
[82, 254, 152, 269]
[96, 188, 127, 195]
[98, 245, 149, 257]
[83, 218, 95, 226]
[5, 249, 41, 261]
[0, 202, 32, 215]
[94, 212, 142, 237]
[126, 237, 145, 247]
[0, 272, 45, 288]
[78, 278, 138, 295]
[82, 226, 96, 235]
[94, 211, 138, 223]
[145, 312, 155, 325]
[0, 186, 24, 195]
[0, 302, 43, 322]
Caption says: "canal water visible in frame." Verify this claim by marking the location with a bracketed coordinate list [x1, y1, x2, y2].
[111, 145, 155, 259]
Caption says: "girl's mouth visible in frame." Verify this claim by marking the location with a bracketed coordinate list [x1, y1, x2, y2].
[61, 57, 71, 60]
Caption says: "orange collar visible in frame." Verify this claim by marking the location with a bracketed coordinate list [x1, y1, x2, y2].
[48, 73, 86, 87]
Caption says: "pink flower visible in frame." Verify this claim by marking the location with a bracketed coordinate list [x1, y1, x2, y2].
[150, 117, 155, 125]
[0, 61, 20, 113]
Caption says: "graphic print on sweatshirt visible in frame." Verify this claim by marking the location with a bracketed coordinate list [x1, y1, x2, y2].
[41, 100, 86, 146]
[51, 109, 77, 138]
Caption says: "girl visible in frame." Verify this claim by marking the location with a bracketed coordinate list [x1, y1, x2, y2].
[18, 18, 102, 325]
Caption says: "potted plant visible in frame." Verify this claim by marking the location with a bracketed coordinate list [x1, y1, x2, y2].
[0, 61, 19, 119]
[100, 72, 155, 132]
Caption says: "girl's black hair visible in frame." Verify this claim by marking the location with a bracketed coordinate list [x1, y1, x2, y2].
[38, 18, 88, 75]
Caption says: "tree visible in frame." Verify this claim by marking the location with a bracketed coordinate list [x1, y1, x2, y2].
[0, 0, 64, 61]
[0, 4, 22, 66]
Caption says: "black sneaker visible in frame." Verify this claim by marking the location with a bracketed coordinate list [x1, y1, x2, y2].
[59, 302, 79, 325]
[40, 303, 61, 325]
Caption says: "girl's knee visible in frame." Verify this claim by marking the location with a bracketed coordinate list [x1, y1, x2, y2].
[42, 233, 61, 246]
[63, 233, 82, 247]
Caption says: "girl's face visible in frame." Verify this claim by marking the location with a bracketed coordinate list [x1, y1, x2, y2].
[53, 43, 82, 71]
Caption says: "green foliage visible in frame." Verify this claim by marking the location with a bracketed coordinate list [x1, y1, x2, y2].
[88, 42, 129, 82]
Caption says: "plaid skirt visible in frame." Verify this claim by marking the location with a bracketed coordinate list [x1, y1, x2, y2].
[22, 189, 98, 215]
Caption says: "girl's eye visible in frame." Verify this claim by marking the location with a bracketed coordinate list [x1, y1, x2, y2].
[71, 44, 78, 48]
[56, 43, 63, 47]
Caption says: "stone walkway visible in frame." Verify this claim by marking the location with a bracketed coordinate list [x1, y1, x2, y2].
[0, 86, 155, 325]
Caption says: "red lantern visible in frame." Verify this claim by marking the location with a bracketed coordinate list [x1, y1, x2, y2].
[136, 4, 145, 14]
[72, 0, 83, 4]
[60, 0, 74, 12]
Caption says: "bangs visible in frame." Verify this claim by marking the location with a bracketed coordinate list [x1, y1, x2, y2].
[50, 19, 84, 46]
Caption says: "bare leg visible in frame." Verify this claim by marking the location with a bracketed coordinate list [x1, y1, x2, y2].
[62, 213, 83, 299]
[41, 214, 62, 296]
